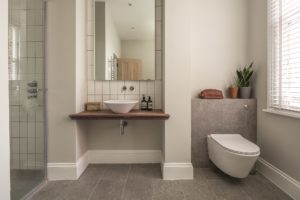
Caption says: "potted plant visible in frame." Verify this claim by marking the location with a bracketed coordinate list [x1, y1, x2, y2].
[236, 62, 254, 99]
[229, 82, 239, 99]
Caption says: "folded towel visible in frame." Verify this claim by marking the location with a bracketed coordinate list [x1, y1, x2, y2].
[199, 89, 224, 99]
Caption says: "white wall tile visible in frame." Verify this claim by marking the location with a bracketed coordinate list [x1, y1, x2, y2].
[110, 81, 118, 94]
[147, 81, 155, 94]
[118, 94, 125, 100]
[11, 154, 20, 169]
[95, 95, 102, 103]
[28, 122, 35, 138]
[11, 122, 20, 137]
[27, 11, 35, 25]
[27, 26, 35, 42]
[88, 81, 95, 94]
[36, 139, 44, 154]
[28, 138, 36, 154]
[35, 11, 44, 25]
[139, 81, 147, 95]
[88, 95, 95, 102]
[125, 81, 139, 95]
[20, 138, 27, 154]
[20, 122, 27, 137]
[117, 81, 125, 94]
[155, 80, 162, 94]
[102, 95, 110, 109]
[35, 27, 44, 42]
[35, 42, 43, 57]
[36, 58, 44, 74]
[95, 81, 102, 94]
[27, 154, 36, 169]
[125, 95, 140, 109]
[102, 81, 110, 94]
[9, 106, 20, 121]
[36, 122, 44, 138]
[19, 107, 27, 122]
[155, 94, 162, 109]
[20, 154, 28, 169]
[110, 94, 117, 100]
[12, 138, 20, 154]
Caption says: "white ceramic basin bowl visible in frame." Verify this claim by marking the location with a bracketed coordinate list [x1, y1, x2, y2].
[104, 100, 138, 114]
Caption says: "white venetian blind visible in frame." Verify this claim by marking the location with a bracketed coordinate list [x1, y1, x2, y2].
[270, 0, 300, 112]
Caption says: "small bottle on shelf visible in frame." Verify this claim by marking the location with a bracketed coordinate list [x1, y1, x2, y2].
[147, 96, 153, 111]
[141, 95, 147, 110]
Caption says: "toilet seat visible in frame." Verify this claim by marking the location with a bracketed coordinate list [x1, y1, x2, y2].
[210, 134, 260, 156]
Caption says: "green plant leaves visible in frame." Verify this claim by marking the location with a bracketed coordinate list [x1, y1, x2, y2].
[236, 62, 254, 87]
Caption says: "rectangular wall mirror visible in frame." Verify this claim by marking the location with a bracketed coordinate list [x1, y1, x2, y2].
[95, 0, 155, 81]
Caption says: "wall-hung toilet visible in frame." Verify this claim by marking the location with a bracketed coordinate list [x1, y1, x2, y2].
[207, 134, 260, 178]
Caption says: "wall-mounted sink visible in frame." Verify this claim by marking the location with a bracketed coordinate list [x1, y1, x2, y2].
[104, 100, 138, 114]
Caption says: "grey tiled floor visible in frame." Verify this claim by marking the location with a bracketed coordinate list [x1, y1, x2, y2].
[29, 164, 293, 200]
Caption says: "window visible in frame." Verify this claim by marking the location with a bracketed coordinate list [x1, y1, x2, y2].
[268, 0, 300, 113]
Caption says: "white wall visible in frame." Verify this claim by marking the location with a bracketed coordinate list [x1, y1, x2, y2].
[47, 0, 87, 180]
[190, 0, 249, 98]
[0, 0, 11, 198]
[121, 40, 155, 80]
[75, 0, 88, 161]
[163, 0, 193, 179]
[47, 0, 77, 164]
[249, 0, 300, 183]
[88, 120, 163, 150]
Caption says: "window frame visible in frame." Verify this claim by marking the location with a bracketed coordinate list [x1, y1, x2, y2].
[265, 0, 300, 118]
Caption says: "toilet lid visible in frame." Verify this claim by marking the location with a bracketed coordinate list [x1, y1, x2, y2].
[210, 134, 260, 155]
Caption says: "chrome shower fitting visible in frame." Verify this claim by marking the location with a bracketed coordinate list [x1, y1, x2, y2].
[27, 81, 38, 99]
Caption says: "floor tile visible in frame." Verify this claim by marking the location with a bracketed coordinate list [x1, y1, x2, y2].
[28, 165, 293, 200]
[152, 180, 186, 200]
[239, 173, 293, 200]
[30, 181, 72, 200]
[61, 166, 107, 200]
[207, 179, 251, 200]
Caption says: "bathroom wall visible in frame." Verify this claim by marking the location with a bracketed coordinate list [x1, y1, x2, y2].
[163, 0, 193, 179]
[47, 0, 87, 173]
[75, 0, 88, 161]
[249, 0, 300, 183]
[0, 0, 11, 198]
[190, 0, 249, 98]
[121, 40, 155, 80]
[9, 0, 46, 170]
[192, 99, 257, 167]
[86, 0, 163, 151]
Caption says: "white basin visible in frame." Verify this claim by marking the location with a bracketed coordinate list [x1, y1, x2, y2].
[104, 100, 138, 114]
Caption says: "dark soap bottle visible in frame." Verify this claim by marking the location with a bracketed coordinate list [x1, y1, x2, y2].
[141, 95, 147, 110]
[147, 96, 153, 111]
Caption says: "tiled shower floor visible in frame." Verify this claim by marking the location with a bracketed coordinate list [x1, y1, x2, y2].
[29, 164, 292, 200]
[11, 170, 45, 200]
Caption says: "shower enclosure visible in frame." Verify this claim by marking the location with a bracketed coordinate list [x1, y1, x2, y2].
[8, 0, 47, 199]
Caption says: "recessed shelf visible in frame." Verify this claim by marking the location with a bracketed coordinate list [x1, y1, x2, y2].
[69, 110, 170, 120]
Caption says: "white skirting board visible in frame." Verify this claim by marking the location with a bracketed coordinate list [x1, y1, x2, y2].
[88, 150, 162, 164]
[48, 150, 162, 180]
[47, 163, 78, 180]
[161, 162, 194, 180]
[257, 157, 300, 200]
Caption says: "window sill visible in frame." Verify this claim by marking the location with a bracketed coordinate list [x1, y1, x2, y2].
[263, 108, 300, 119]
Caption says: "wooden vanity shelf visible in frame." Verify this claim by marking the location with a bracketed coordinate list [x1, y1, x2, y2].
[69, 110, 170, 120]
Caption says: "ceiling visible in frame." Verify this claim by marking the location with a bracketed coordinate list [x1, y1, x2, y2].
[106, 0, 155, 41]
